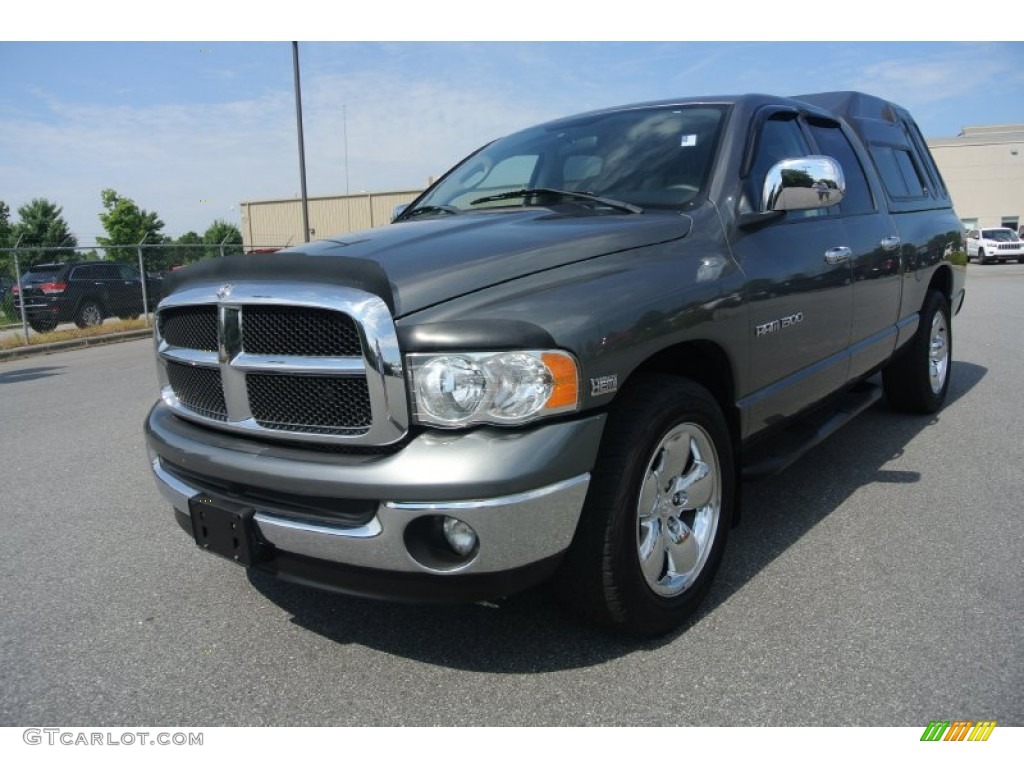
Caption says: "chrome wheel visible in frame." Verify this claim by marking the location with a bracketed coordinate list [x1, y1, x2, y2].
[928, 310, 949, 395]
[555, 375, 734, 635]
[636, 422, 721, 597]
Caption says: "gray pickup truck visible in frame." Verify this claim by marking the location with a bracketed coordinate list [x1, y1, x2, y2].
[145, 91, 966, 636]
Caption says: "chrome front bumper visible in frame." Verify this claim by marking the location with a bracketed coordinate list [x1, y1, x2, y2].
[146, 403, 604, 583]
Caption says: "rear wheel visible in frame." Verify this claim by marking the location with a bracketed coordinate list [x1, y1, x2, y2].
[29, 319, 57, 333]
[74, 300, 103, 329]
[555, 375, 734, 636]
[883, 290, 951, 414]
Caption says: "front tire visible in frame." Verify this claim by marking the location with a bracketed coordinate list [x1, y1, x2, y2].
[555, 375, 735, 636]
[883, 290, 951, 414]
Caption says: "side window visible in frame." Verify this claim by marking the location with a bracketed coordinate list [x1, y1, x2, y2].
[807, 121, 874, 215]
[750, 114, 811, 195]
[72, 265, 97, 280]
[748, 113, 818, 219]
[117, 264, 139, 280]
[905, 121, 948, 198]
[94, 264, 120, 279]
[871, 144, 927, 199]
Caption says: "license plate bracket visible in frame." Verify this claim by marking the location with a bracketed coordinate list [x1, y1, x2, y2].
[188, 496, 270, 566]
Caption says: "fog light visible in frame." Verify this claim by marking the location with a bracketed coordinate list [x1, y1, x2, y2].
[442, 517, 478, 556]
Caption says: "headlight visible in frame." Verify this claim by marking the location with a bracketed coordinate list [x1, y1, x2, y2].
[408, 350, 580, 427]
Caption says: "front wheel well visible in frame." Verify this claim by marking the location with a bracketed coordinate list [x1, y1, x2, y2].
[627, 341, 738, 443]
[622, 343, 740, 525]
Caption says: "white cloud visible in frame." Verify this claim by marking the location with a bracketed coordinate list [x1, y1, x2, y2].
[0, 67, 560, 243]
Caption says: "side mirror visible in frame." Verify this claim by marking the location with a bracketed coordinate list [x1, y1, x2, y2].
[762, 155, 845, 213]
[392, 204, 408, 222]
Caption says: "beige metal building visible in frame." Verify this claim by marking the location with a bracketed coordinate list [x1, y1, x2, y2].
[927, 124, 1024, 232]
[239, 190, 422, 251]
[239, 124, 1024, 248]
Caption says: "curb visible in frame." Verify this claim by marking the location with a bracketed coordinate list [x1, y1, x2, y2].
[0, 328, 153, 363]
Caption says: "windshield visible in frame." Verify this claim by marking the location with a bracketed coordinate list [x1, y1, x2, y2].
[408, 105, 727, 216]
[982, 229, 1019, 242]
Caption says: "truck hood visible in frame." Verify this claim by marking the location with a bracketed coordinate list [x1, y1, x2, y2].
[166, 209, 691, 317]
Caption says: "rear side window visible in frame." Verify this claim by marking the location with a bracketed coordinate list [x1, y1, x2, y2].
[871, 144, 928, 199]
[808, 121, 874, 215]
[905, 121, 948, 199]
[71, 265, 98, 279]
[96, 264, 121, 279]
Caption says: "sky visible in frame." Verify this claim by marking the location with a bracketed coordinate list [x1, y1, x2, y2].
[2, 26, 1023, 245]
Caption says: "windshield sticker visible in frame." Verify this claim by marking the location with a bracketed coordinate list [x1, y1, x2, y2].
[680, 134, 697, 147]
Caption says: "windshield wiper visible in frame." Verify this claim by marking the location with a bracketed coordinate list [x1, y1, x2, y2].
[469, 188, 643, 214]
[401, 204, 463, 219]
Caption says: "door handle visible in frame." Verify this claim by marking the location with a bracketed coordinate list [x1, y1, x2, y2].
[824, 246, 851, 265]
[880, 235, 901, 252]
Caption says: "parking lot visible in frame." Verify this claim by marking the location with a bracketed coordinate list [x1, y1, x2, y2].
[0, 264, 1021, 726]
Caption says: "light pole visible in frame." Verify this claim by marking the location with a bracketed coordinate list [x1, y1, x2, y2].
[292, 41, 310, 244]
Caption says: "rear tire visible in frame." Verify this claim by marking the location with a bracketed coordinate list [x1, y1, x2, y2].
[29, 319, 57, 333]
[74, 300, 104, 329]
[883, 290, 951, 414]
[555, 375, 735, 637]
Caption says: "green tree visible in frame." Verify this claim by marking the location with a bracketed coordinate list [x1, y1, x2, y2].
[203, 219, 243, 258]
[97, 188, 165, 263]
[0, 201, 12, 280]
[174, 231, 206, 265]
[0, 200, 12, 249]
[10, 198, 78, 265]
[781, 168, 815, 188]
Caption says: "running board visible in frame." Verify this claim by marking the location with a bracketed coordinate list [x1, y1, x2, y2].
[742, 383, 883, 480]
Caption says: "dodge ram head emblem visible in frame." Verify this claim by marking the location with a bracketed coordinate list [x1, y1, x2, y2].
[216, 283, 234, 300]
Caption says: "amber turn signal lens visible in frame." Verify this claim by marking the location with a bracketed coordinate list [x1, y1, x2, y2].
[542, 352, 579, 410]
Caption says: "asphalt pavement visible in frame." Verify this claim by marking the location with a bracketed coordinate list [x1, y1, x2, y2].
[0, 264, 1021, 726]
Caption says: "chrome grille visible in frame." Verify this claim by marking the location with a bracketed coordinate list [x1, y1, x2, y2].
[247, 374, 371, 434]
[155, 282, 408, 446]
[242, 306, 361, 356]
[165, 362, 227, 421]
[159, 306, 218, 351]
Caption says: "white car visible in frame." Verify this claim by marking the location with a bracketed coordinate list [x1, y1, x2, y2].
[966, 228, 1024, 264]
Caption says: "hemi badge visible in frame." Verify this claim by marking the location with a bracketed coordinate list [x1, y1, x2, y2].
[591, 375, 618, 396]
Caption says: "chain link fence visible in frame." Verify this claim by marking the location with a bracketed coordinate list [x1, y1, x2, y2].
[0, 242, 280, 351]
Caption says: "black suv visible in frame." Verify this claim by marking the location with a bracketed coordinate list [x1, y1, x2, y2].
[13, 261, 161, 333]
